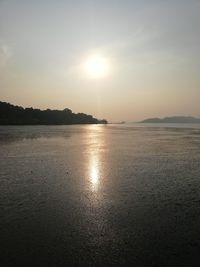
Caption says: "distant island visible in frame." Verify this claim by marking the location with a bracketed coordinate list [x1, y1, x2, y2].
[0, 101, 107, 125]
[140, 116, 200, 123]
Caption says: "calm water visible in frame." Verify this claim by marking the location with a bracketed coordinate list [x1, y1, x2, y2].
[0, 124, 200, 267]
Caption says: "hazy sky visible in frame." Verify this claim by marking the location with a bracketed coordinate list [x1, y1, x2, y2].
[0, 0, 200, 121]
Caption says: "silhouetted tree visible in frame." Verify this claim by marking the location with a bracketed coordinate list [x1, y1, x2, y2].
[0, 101, 108, 125]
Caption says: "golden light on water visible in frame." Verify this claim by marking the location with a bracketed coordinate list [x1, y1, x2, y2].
[86, 125, 105, 192]
[90, 155, 99, 191]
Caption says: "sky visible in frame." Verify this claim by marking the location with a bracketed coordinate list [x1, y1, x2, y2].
[0, 0, 200, 121]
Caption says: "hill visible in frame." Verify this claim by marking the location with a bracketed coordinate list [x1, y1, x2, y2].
[140, 116, 200, 123]
[0, 101, 107, 125]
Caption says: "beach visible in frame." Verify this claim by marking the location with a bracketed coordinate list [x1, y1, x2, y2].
[1, 124, 200, 266]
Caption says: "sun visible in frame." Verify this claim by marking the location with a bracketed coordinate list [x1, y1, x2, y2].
[83, 54, 110, 79]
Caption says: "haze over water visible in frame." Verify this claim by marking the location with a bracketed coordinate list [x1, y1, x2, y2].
[1, 0, 200, 121]
[1, 124, 200, 267]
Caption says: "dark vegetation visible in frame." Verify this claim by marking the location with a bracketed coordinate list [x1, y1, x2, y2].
[0, 101, 107, 125]
[140, 116, 200, 123]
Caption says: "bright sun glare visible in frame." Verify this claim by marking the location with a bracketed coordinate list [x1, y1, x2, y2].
[83, 54, 110, 79]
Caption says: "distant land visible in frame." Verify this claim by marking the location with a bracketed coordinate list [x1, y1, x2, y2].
[140, 116, 200, 123]
[0, 101, 107, 125]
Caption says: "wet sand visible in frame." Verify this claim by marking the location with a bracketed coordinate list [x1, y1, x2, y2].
[1, 124, 200, 267]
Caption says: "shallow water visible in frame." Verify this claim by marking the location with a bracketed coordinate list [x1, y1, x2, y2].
[0, 124, 200, 267]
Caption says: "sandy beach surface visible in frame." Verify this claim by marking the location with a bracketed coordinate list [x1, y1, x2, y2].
[1, 124, 200, 267]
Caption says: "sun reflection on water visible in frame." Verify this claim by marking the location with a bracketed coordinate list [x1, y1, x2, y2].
[86, 125, 105, 192]
[90, 155, 99, 191]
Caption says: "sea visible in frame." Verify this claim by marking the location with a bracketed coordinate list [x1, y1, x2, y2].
[0, 124, 200, 267]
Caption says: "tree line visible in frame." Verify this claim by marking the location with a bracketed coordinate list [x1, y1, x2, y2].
[0, 101, 107, 125]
